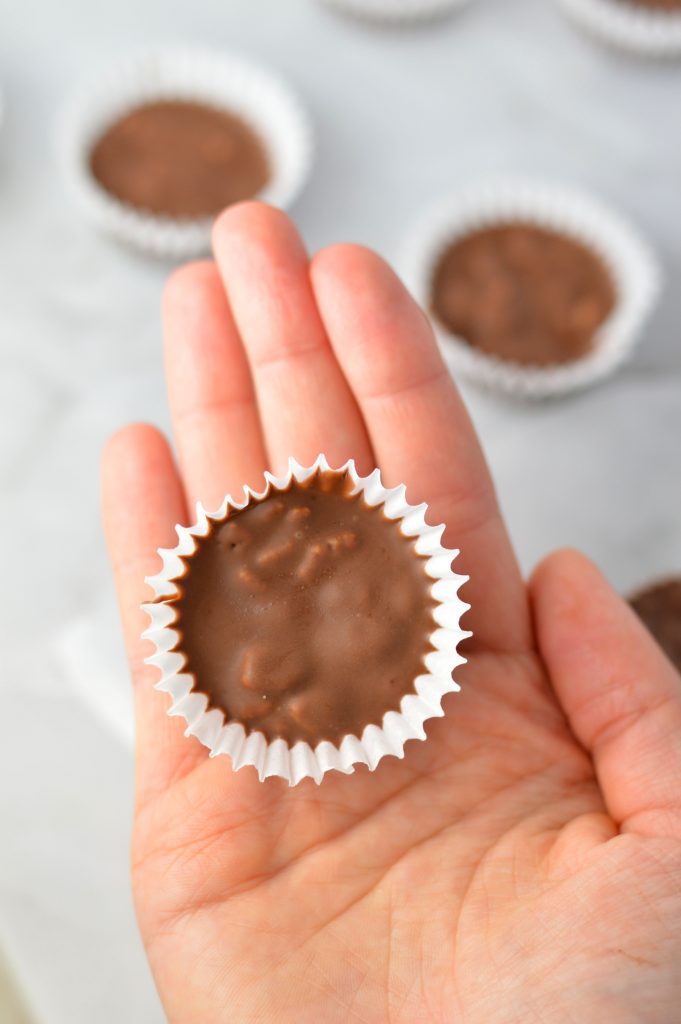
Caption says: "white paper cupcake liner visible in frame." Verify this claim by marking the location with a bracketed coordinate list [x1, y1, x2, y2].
[400, 179, 661, 399]
[316, 0, 474, 23]
[556, 0, 681, 57]
[59, 47, 314, 259]
[142, 455, 469, 786]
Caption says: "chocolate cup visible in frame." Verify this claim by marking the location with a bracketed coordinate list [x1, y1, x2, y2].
[143, 456, 469, 785]
[401, 180, 660, 399]
[60, 46, 313, 258]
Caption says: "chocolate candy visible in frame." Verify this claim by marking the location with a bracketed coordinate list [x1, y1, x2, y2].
[170, 470, 436, 745]
[89, 100, 270, 218]
[430, 224, 616, 367]
[630, 579, 681, 674]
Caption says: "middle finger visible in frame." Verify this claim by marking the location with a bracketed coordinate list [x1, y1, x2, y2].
[212, 202, 373, 475]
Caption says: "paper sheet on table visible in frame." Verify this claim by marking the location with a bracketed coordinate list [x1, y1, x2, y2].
[53, 598, 134, 749]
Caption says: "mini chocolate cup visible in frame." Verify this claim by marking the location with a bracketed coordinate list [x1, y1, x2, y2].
[59, 46, 313, 258]
[142, 456, 469, 785]
[400, 179, 661, 399]
[555, 0, 681, 58]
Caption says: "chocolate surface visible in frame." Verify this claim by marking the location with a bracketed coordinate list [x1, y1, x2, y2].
[630, 579, 681, 674]
[170, 471, 435, 745]
[430, 224, 616, 367]
[89, 100, 270, 217]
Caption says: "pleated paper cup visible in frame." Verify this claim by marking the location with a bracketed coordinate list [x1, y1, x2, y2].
[400, 179, 661, 399]
[556, 0, 681, 58]
[142, 455, 469, 786]
[316, 0, 474, 23]
[59, 46, 314, 259]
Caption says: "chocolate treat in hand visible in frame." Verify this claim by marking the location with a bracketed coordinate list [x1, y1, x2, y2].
[430, 224, 616, 368]
[89, 100, 270, 218]
[169, 470, 436, 746]
[630, 579, 681, 675]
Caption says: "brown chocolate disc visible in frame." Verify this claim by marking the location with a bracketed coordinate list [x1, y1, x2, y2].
[89, 100, 270, 217]
[630, 579, 681, 674]
[169, 470, 436, 745]
[430, 223, 616, 367]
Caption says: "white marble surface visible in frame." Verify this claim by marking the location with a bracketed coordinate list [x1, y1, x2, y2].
[1, 0, 680, 1020]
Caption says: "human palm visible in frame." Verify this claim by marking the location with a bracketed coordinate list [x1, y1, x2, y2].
[102, 203, 681, 1023]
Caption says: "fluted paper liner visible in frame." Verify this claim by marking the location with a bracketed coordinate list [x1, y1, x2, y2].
[59, 46, 314, 259]
[142, 456, 469, 785]
[401, 179, 661, 399]
[556, 0, 681, 58]
[317, 0, 474, 23]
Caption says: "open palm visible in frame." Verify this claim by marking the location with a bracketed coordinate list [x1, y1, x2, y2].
[102, 203, 681, 1024]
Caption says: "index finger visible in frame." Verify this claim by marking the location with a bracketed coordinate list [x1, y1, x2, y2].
[310, 244, 532, 655]
[101, 423, 204, 809]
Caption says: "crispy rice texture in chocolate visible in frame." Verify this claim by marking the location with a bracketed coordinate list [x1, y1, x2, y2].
[430, 223, 616, 367]
[169, 471, 436, 745]
[89, 100, 270, 217]
[630, 579, 681, 675]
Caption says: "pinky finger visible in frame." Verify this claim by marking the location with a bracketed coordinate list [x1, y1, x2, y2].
[532, 549, 681, 840]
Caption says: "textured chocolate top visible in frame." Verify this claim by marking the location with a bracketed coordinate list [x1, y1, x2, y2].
[630, 579, 681, 674]
[170, 471, 435, 745]
[430, 224, 616, 367]
[89, 100, 270, 217]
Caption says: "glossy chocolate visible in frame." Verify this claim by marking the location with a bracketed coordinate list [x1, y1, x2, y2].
[90, 100, 270, 217]
[430, 223, 616, 367]
[170, 471, 436, 745]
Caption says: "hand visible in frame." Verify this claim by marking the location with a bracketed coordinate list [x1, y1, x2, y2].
[102, 203, 681, 1024]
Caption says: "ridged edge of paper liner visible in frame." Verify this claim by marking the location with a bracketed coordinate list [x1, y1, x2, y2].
[59, 45, 314, 258]
[399, 178, 661, 399]
[556, 0, 681, 58]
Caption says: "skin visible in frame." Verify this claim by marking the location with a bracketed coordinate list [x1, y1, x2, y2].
[101, 203, 681, 1024]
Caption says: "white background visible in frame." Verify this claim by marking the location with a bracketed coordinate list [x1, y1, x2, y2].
[1, 0, 680, 1020]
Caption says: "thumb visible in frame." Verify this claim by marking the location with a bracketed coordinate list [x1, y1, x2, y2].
[531, 549, 681, 839]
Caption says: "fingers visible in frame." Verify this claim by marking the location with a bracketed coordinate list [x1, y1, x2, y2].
[531, 549, 681, 839]
[101, 423, 204, 809]
[163, 260, 268, 512]
[212, 203, 374, 475]
[310, 244, 531, 655]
